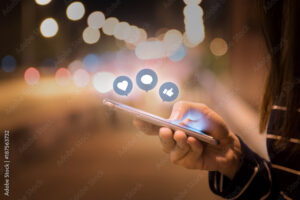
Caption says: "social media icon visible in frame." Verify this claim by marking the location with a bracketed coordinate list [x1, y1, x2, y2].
[163, 88, 174, 97]
[141, 74, 153, 85]
[136, 69, 158, 92]
[113, 76, 133, 96]
[117, 80, 128, 91]
[159, 82, 179, 102]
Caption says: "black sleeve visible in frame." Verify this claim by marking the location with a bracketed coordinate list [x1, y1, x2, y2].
[208, 137, 273, 199]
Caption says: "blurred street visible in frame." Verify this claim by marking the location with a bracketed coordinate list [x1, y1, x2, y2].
[0, 0, 270, 199]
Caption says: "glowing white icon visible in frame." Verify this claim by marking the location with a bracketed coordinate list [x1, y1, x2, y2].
[141, 74, 153, 85]
[117, 80, 128, 91]
[163, 88, 174, 97]
[113, 76, 133, 96]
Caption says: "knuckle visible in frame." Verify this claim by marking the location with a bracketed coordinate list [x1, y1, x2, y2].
[197, 103, 209, 112]
[174, 101, 186, 108]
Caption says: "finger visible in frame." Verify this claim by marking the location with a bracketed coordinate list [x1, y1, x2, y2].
[159, 127, 175, 153]
[133, 119, 159, 135]
[173, 138, 204, 169]
[169, 101, 187, 120]
[170, 101, 209, 120]
[187, 136, 203, 155]
[179, 118, 192, 124]
[171, 102, 229, 141]
[170, 131, 190, 163]
[173, 130, 189, 150]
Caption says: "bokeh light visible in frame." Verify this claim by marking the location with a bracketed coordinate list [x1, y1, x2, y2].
[209, 37, 228, 56]
[92, 72, 116, 93]
[1, 55, 16, 72]
[24, 67, 40, 86]
[82, 54, 101, 72]
[126, 26, 141, 44]
[40, 18, 59, 38]
[163, 29, 183, 56]
[55, 68, 71, 86]
[183, 0, 202, 5]
[138, 28, 147, 43]
[66, 1, 85, 21]
[102, 17, 119, 36]
[113, 22, 131, 40]
[168, 46, 186, 62]
[68, 60, 82, 73]
[182, 32, 197, 48]
[82, 27, 101, 44]
[184, 4, 205, 46]
[73, 68, 90, 87]
[135, 40, 164, 60]
[183, 3, 203, 17]
[35, 0, 52, 6]
[87, 11, 105, 29]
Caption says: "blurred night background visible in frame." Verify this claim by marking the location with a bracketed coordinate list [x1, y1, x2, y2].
[0, 0, 269, 199]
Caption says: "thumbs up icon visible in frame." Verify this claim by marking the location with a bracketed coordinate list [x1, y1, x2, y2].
[159, 82, 179, 102]
[163, 88, 174, 97]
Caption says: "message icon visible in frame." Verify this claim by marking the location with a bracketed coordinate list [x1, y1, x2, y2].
[136, 69, 158, 92]
[141, 74, 153, 85]
[159, 82, 179, 102]
[113, 76, 133, 96]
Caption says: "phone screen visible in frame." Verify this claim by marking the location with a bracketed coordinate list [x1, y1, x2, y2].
[103, 98, 219, 145]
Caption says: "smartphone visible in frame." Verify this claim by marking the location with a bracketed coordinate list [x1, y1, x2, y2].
[103, 98, 219, 145]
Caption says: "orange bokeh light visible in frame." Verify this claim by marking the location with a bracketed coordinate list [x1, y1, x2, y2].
[24, 67, 40, 86]
[55, 68, 71, 86]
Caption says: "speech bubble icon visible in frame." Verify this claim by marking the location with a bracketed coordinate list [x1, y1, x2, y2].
[113, 76, 133, 96]
[141, 74, 153, 85]
[159, 82, 179, 102]
[136, 68, 158, 92]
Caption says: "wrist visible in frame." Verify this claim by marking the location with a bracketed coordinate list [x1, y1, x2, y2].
[219, 133, 242, 179]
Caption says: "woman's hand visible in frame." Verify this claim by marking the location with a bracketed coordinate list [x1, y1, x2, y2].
[133, 101, 242, 179]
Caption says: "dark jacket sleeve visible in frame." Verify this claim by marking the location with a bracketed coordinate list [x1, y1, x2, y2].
[208, 137, 273, 199]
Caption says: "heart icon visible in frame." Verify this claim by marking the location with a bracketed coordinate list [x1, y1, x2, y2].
[117, 80, 128, 91]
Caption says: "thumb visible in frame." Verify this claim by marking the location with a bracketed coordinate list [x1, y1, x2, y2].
[169, 101, 188, 120]
[178, 118, 195, 126]
[168, 101, 229, 140]
[169, 101, 204, 120]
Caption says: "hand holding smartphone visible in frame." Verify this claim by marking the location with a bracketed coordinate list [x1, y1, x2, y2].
[103, 98, 219, 145]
